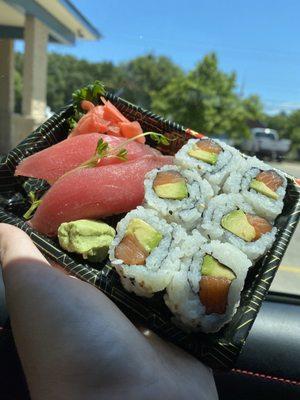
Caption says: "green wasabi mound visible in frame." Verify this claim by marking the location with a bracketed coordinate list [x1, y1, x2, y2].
[126, 218, 163, 253]
[58, 219, 115, 262]
[201, 255, 236, 281]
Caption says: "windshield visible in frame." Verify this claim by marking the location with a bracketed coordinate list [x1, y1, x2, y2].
[255, 131, 276, 140]
[2, 0, 299, 296]
[270, 162, 300, 295]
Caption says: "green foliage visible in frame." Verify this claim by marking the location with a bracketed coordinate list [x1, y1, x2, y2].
[46, 54, 117, 111]
[152, 53, 260, 138]
[264, 112, 290, 138]
[285, 110, 300, 146]
[14, 52, 23, 113]
[13, 51, 300, 147]
[72, 80, 106, 109]
[115, 54, 183, 109]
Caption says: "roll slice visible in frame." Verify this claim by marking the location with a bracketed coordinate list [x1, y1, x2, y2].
[202, 193, 277, 261]
[164, 241, 251, 332]
[175, 138, 245, 192]
[223, 157, 287, 221]
[109, 206, 206, 297]
[144, 165, 214, 230]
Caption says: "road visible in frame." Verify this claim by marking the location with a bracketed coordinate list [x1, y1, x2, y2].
[269, 162, 300, 295]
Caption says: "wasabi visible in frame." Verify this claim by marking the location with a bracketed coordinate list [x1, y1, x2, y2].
[58, 219, 115, 262]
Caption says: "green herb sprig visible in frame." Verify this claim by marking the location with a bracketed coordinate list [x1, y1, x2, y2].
[23, 191, 42, 220]
[68, 81, 106, 131]
[77, 132, 169, 171]
[72, 81, 106, 111]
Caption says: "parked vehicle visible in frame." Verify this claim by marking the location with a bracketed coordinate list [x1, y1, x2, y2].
[211, 134, 235, 147]
[240, 128, 291, 161]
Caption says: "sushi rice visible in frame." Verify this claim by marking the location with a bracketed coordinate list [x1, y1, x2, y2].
[202, 193, 277, 261]
[109, 206, 206, 297]
[164, 241, 251, 333]
[107, 137, 284, 332]
[144, 165, 214, 230]
[223, 157, 287, 221]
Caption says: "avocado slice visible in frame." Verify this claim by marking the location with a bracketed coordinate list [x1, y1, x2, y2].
[221, 210, 256, 242]
[250, 179, 279, 200]
[154, 181, 188, 200]
[188, 147, 218, 164]
[201, 255, 236, 281]
[126, 218, 163, 253]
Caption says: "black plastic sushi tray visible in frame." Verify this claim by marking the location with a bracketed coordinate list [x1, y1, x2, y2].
[0, 86, 299, 370]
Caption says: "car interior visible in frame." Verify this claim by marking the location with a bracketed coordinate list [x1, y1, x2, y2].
[0, 2, 299, 399]
[0, 268, 299, 400]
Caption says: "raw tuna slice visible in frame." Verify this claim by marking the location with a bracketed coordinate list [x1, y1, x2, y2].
[15, 133, 162, 184]
[30, 156, 174, 236]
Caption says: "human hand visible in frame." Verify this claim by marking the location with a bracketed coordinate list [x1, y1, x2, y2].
[0, 223, 218, 400]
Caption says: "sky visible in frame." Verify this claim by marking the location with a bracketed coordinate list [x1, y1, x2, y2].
[18, 0, 300, 114]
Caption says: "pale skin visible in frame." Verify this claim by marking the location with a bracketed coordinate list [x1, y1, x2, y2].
[0, 223, 218, 400]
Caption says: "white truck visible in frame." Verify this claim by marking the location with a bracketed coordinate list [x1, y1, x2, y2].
[240, 127, 291, 161]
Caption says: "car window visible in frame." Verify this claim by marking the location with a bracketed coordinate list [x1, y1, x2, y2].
[255, 132, 275, 140]
[269, 162, 300, 295]
[3, 0, 300, 296]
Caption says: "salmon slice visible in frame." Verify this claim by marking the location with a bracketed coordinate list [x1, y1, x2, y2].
[153, 171, 185, 188]
[256, 170, 284, 192]
[246, 213, 272, 240]
[196, 138, 222, 154]
[115, 233, 148, 265]
[199, 276, 231, 315]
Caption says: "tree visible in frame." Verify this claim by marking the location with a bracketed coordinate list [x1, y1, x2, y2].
[264, 112, 290, 138]
[115, 54, 183, 109]
[286, 110, 300, 147]
[14, 52, 23, 113]
[242, 95, 264, 122]
[151, 53, 253, 138]
[47, 54, 118, 111]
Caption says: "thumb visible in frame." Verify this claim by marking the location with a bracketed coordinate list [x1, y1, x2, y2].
[0, 223, 49, 272]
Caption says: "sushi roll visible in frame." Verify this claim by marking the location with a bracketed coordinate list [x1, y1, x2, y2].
[175, 138, 245, 192]
[109, 206, 206, 297]
[164, 241, 251, 333]
[144, 165, 214, 230]
[202, 194, 277, 261]
[223, 157, 287, 221]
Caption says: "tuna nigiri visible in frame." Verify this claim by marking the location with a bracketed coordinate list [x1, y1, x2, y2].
[30, 156, 174, 236]
[15, 133, 161, 184]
